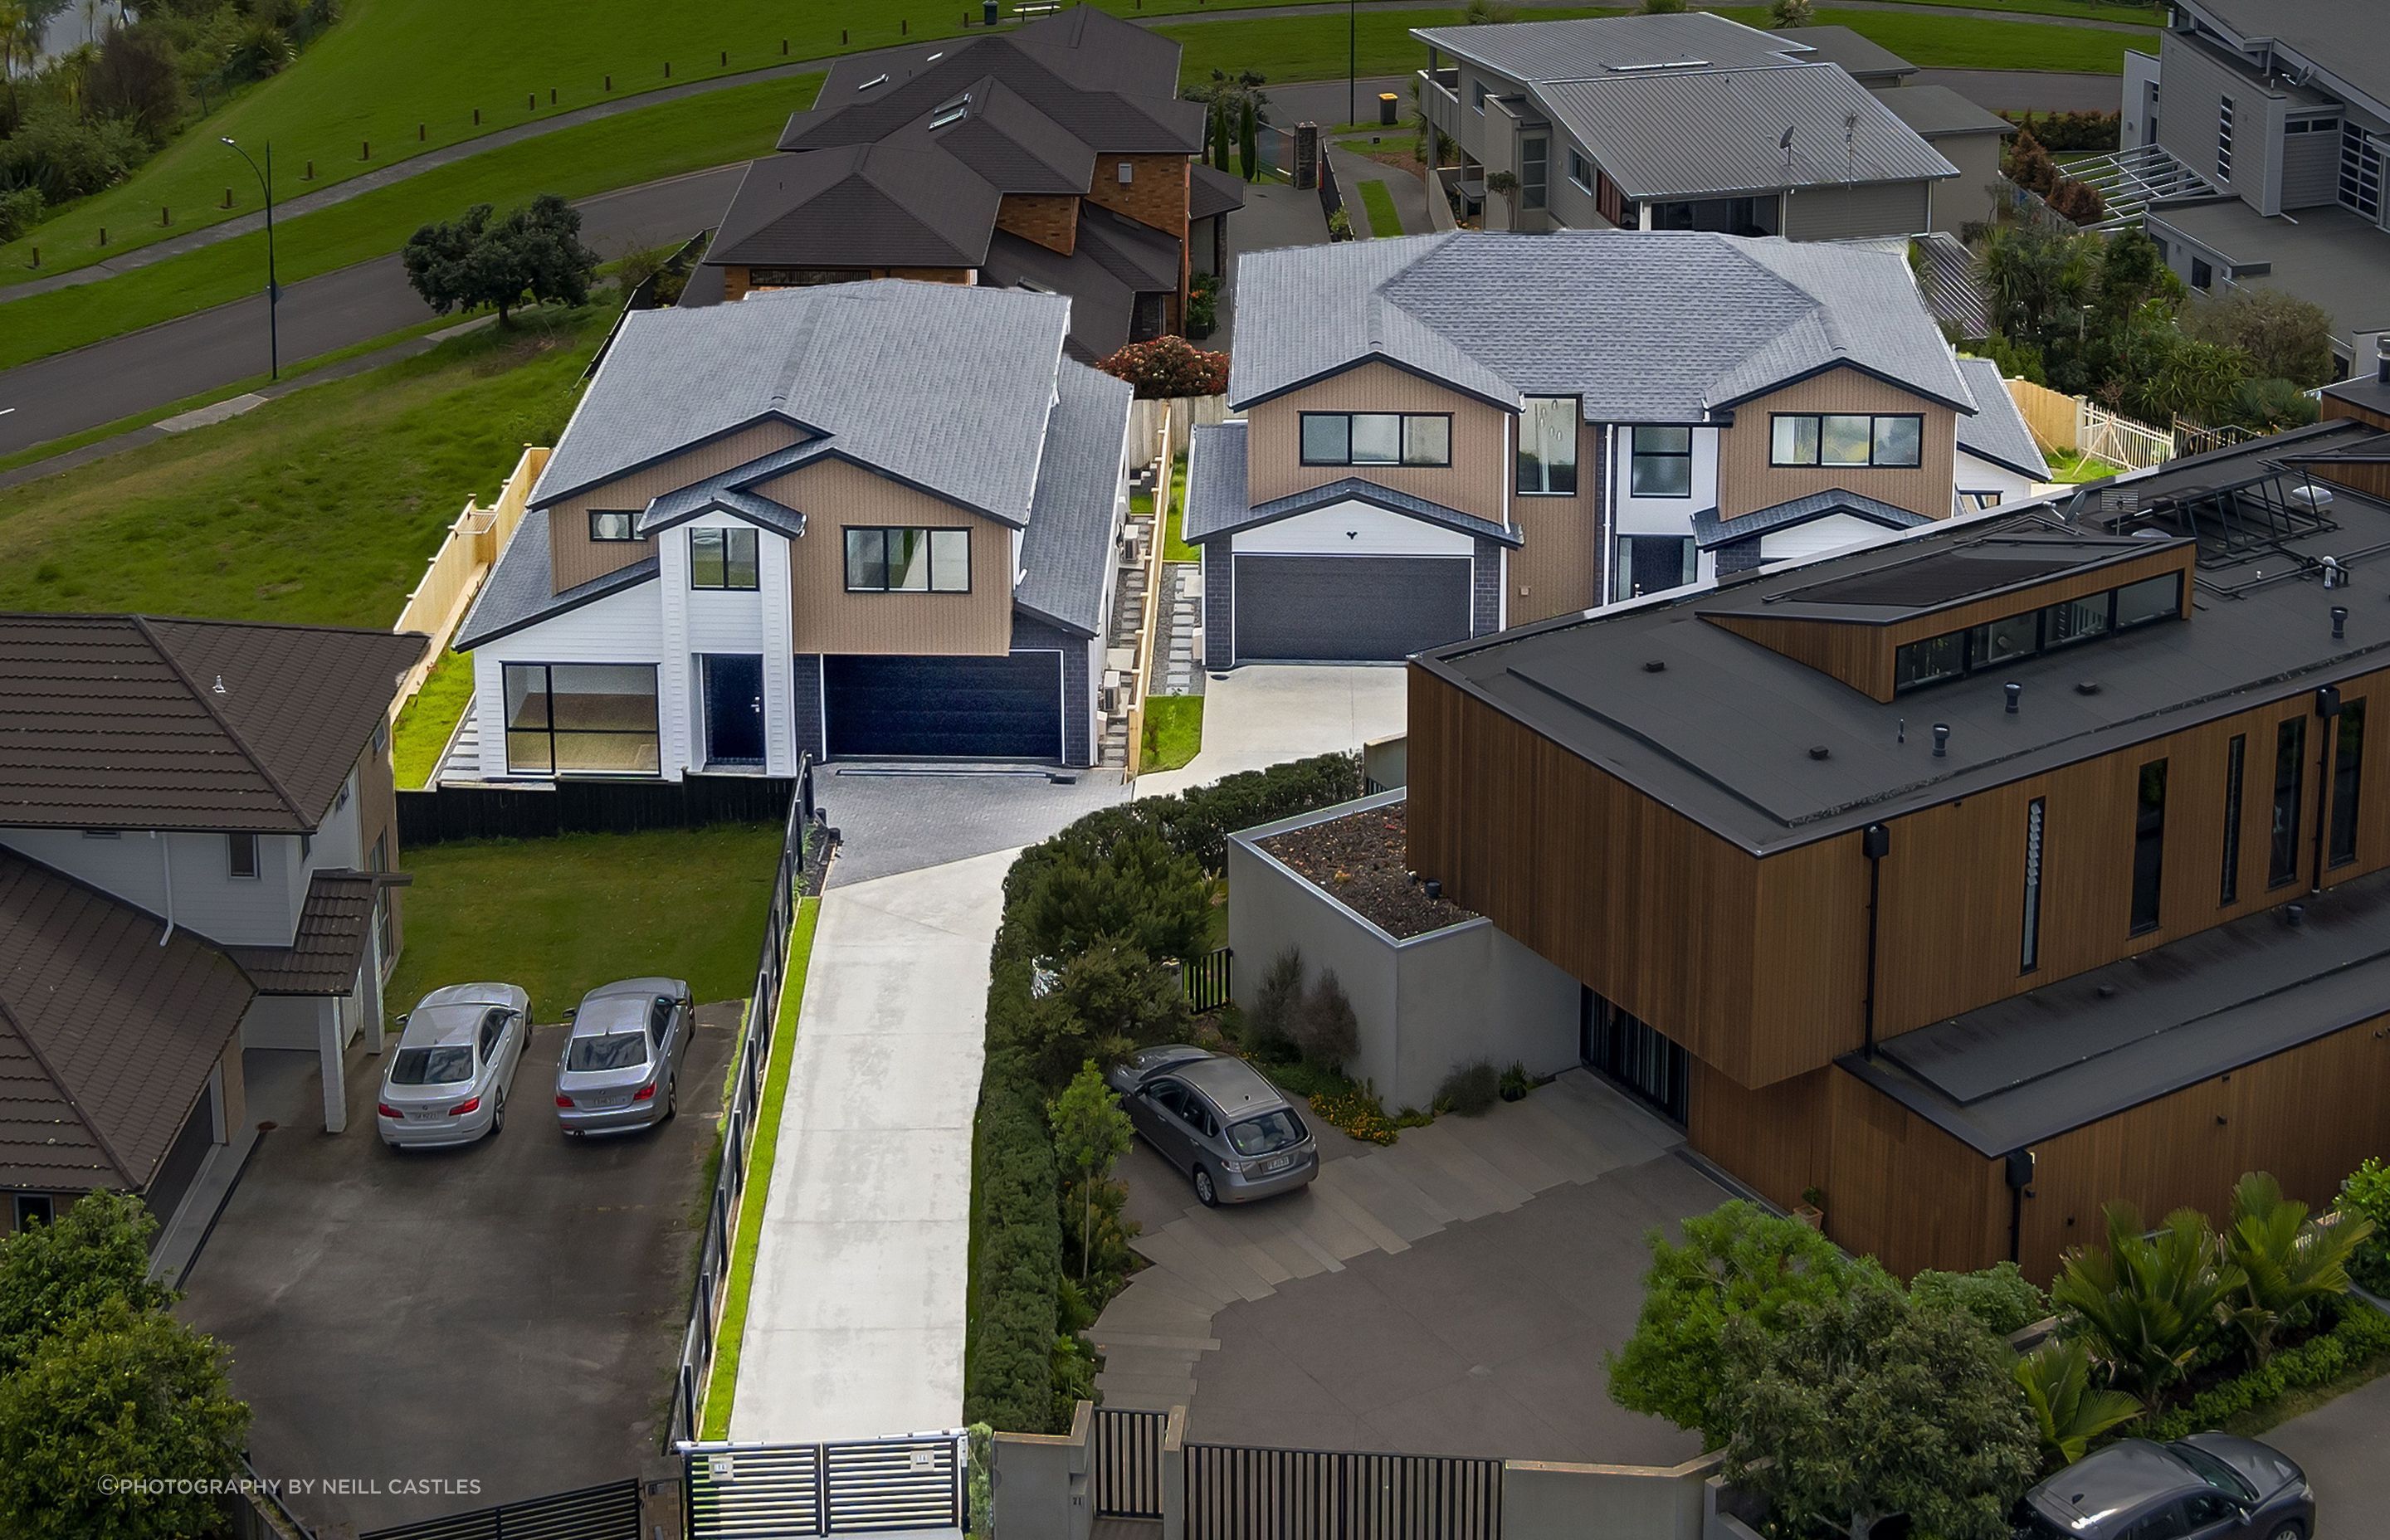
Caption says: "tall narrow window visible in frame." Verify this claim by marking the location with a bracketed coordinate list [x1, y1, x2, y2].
[2330, 700, 2366, 868]
[227, 831, 260, 880]
[2217, 96, 2235, 181]
[2270, 717, 2306, 889]
[1521, 137, 1548, 211]
[2021, 797, 2045, 973]
[2220, 733, 2246, 904]
[1515, 397, 1578, 494]
[2131, 759, 2167, 934]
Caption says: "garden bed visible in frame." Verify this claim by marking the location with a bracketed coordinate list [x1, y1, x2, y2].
[1257, 800, 1476, 939]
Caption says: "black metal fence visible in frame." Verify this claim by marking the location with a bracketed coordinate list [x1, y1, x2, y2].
[1093, 1409, 1169, 1520]
[357, 1479, 641, 1540]
[664, 763, 812, 1450]
[398, 773, 803, 846]
[1185, 1443, 1503, 1540]
[1319, 146, 1348, 231]
[224, 1455, 317, 1540]
[1183, 946, 1234, 1014]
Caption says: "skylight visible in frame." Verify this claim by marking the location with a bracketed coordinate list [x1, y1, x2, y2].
[929, 93, 971, 129]
[859, 73, 890, 90]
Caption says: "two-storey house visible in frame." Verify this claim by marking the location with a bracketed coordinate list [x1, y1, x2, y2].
[2123, 0, 2390, 377]
[0, 614, 422, 1250]
[454, 280, 1134, 773]
[685, 5, 1243, 360]
[1182, 230, 2047, 665]
[1403, 417, 2390, 1280]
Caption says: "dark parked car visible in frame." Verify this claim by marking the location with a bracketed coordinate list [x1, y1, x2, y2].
[1105, 1045, 1318, 1206]
[2015, 1435, 2312, 1540]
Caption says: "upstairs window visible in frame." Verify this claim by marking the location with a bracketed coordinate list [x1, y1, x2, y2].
[1771, 413, 1924, 470]
[2131, 758, 2167, 935]
[1521, 137, 1548, 211]
[1568, 149, 1593, 192]
[1298, 412, 1451, 468]
[845, 527, 970, 592]
[690, 527, 759, 591]
[2270, 717, 2306, 889]
[2220, 733, 2246, 905]
[1515, 397, 1578, 495]
[2330, 699, 2366, 869]
[1628, 426, 1693, 498]
[588, 510, 639, 542]
[1889, 572, 2182, 695]
[227, 831, 260, 880]
[2021, 797, 2045, 973]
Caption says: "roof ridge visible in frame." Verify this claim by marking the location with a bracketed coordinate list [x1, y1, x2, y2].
[0, 994, 134, 1185]
[130, 614, 310, 826]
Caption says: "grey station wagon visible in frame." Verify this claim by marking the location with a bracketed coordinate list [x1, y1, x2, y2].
[1106, 1045, 1318, 1206]
[554, 977, 693, 1135]
[2014, 1435, 2313, 1540]
[378, 983, 531, 1149]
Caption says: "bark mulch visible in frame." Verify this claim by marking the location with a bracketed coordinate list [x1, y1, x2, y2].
[1257, 802, 1478, 940]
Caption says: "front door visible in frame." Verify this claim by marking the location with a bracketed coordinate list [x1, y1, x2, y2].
[701, 654, 766, 767]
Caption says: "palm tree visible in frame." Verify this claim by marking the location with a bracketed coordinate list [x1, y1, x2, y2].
[2014, 1338, 2142, 1467]
[2226, 1172, 2375, 1362]
[2051, 1203, 2245, 1402]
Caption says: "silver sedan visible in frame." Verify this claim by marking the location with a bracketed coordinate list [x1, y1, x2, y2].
[554, 977, 694, 1136]
[378, 983, 531, 1149]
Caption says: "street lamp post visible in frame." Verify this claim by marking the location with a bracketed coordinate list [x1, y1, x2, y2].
[221, 137, 279, 381]
[1349, 0, 1358, 127]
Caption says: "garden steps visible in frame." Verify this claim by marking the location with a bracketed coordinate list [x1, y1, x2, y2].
[1395, 1123, 1539, 1214]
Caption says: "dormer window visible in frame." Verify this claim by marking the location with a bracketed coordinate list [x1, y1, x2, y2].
[590, 510, 638, 542]
[929, 94, 970, 129]
[1889, 572, 2183, 694]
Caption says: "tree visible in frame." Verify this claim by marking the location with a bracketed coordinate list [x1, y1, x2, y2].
[1246, 945, 1305, 1057]
[1292, 969, 1358, 1070]
[1209, 98, 1230, 169]
[2180, 286, 2339, 388]
[2013, 1338, 2141, 1468]
[1721, 1285, 2039, 1540]
[1768, 0, 1816, 25]
[1026, 943, 1190, 1086]
[1022, 831, 1209, 965]
[1910, 1261, 2049, 1338]
[1050, 1061, 1134, 1286]
[1461, 0, 1517, 23]
[2152, 335, 2247, 426]
[0, 1189, 171, 1377]
[2051, 1203, 2243, 1401]
[2045, 176, 2107, 227]
[2224, 1171, 2373, 1362]
[402, 193, 599, 327]
[1607, 1200, 1880, 1446]
[1095, 335, 1232, 399]
[1484, 168, 1519, 227]
[1238, 94, 1258, 183]
[2003, 124, 2060, 197]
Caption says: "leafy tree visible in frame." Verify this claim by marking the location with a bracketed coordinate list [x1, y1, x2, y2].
[2013, 1338, 2141, 1467]
[2051, 1203, 2243, 1401]
[403, 194, 599, 327]
[1484, 168, 1519, 227]
[1910, 1261, 2049, 1338]
[2227, 376, 2320, 433]
[1640, 0, 1687, 12]
[1294, 969, 1359, 1070]
[1722, 1284, 2038, 1540]
[2223, 1171, 2372, 1362]
[1461, 0, 1518, 23]
[1022, 831, 1208, 965]
[1026, 943, 1189, 1085]
[0, 1189, 172, 1377]
[1095, 335, 1232, 399]
[1607, 1200, 1880, 1446]
[1246, 945, 1305, 1058]
[1768, 0, 1815, 25]
[2046, 177, 2106, 227]
[2180, 285, 2339, 387]
[1050, 1060, 1135, 1286]
[2152, 335, 2247, 426]
[2338, 1157, 2390, 1294]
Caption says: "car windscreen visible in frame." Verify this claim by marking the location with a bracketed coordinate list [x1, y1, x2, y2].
[566, 1032, 651, 1072]
[1227, 1108, 1305, 1156]
[2168, 1443, 2256, 1503]
[389, 1045, 474, 1085]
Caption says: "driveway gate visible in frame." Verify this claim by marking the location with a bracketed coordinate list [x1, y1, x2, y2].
[1184, 1442, 1502, 1540]
[356, 1479, 641, 1540]
[683, 1433, 965, 1537]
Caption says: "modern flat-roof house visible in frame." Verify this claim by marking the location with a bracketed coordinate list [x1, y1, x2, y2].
[1180, 230, 2049, 665]
[1398, 417, 2390, 1279]
[2121, 0, 2390, 376]
[455, 280, 1134, 773]
[685, 6, 1242, 360]
[1413, 12, 2012, 239]
[0, 614, 422, 1245]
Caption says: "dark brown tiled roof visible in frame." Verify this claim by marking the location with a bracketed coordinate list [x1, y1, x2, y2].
[0, 850, 253, 1192]
[232, 870, 383, 996]
[0, 614, 426, 833]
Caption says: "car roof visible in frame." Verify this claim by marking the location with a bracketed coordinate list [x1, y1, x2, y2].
[581, 976, 686, 1002]
[2027, 1440, 2202, 1530]
[400, 984, 525, 1048]
[1170, 1055, 1290, 1118]
[569, 992, 658, 1037]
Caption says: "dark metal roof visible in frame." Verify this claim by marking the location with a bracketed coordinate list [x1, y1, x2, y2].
[1770, 25, 1917, 82]
[1777, 548, 2104, 609]
[706, 144, 1002, 270]
[0, 614, 424, 833]
[1876, 82, 2011, 139]
[232, 870, 383, 996]
[0, 849, 254, 1192]
[1690, 489, 1929, 551]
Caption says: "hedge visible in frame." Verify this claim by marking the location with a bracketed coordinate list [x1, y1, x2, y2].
[2143, 1296, 2390, 1440]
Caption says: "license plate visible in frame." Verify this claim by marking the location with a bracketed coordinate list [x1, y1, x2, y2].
[583, 1091, 627, 1109]
[1264, 1155, 1292, 1173]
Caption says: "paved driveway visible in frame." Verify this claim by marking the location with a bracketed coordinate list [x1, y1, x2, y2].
[178, 1013, 735, 1533]
[2266, 1351, 2390, 1535]
[813, 764, 1126, 887]
[1139, 665, 1408, 797]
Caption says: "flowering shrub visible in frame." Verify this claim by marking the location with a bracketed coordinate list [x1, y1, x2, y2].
[1310, 1084, 1397, 1145]
[1096, 335, 1231, 400]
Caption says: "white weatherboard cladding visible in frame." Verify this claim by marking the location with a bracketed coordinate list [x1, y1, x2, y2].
[1957, 453, 2039, 507]
[761, 529, 797, 775]
[1232, 501, 1475, 557]
[1758, 513, 1911, 563]
[469, 578, 668, 781]
[1609, 425, 1719, 535]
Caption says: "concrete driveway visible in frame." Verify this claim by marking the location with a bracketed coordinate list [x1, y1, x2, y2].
[177, 1011, 736, 1534]
[2266, 1350, 2390, 1535]
[1139, 665, 1408, 797]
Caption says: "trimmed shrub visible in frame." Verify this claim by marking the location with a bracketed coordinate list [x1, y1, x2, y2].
[1020, 833, 1209, 980]
[1095, 336, 1230, 400]
[0, 188, 44, 245]
[2341, 1157, 2390, 1295]
[963, 1039, 1065, 1434]
[2144, 1296, 2390, 1440]
[2045, 177, 2107, 227]
[1295, 970, 1359, 1071]
[1436, 1060, 1500, 1116]
[1910, 1262, 2050, 1338]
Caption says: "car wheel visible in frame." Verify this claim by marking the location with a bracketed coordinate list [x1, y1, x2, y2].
[490, 1090, 506, 1137]
[1193, 1165, 1219, 1207]
[2267, 1524, 2305, 1540]
[664, 1079, 679, 1121]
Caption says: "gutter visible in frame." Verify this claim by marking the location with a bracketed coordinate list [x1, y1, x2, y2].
[154, 831, 175, 946]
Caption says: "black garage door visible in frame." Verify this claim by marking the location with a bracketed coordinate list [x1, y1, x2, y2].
[822, 653, 1062, 760]
[1234, 554, 1472, 661]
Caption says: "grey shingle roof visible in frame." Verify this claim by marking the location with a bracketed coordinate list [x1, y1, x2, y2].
[1876, 82, 2012, 139]
[1016, 360, 1133, 636]
[1188, 464, 1524, 548]
[1910, 230, 1992, 339]
[1229, 231, 1970, 424]
[1691, 489, 1929, 549]
[1534, 64, 1956, 199]
[706, 144, 1002, 270]
[1414, 11, 1804, 83]
[532, 281, 1073, 526]
[636, 441, 824, 539]
[1076, 204, 1183, 293]
[1953, 356, 2050, 480]
[453, 509, 658, 651]
[1183, 422, 1248, 542]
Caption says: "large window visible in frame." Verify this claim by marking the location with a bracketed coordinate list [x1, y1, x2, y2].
[588, 510, 639, 542]
[844, 527, 971, 592]
[2331, 699, 2366, 869]
[2131, 758, 2167, 935]
[2270, 717, 2306, 889]
[502, 663, 661, 777]
[2220, 733, 2246, 905]
[2021, 797, 2045, 973]
[2342, 123, 2383, 220]
[690, 527, 758, 591]
[1770, 413, 1924, 470]
[1521, 136, 1548, 211]
[1516, 397, 1578, 494]
[1298, 412, 1451, 468]
[1889, 572, 2182, 694]
[1628, 426, 1693, 498]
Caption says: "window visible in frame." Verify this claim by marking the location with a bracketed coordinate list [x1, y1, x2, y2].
[588, 510, 638, 542]
[12, 1194, 53, 1230]
[928, 92, 970, 129]
[1629, 426, 1694, 498]
[1515, 397, 1578, 494]
[1521, 136, 1548, 211]
[690, 527, 758, 591]
[2341, 123, 2383, 220]
[567, 1033, 648, 1071]
[1894, 632, 1966, 692]
[1612, 535, 1695, 602]
[649, 997, 674, 1045]
[2270, 716, 2306, 889]
[2114, 573, 2181, 628]
[502, 662, 662, 777]
[80, 830, 120, 840]
[2021, 797, 2046, 973]
[1959, 490, 2004, 511]
[746, 267, 867, 288]
[1568, 149, 1593, 192]
[1583, 991, 1689, 1123]
[1888, 574, 2182, 694]
[476, 1008, 506, 1063]
[2044, 594, 2112, 648]
[227, 831, 260, 880]
[2190, 257, 2213, 291]
[1297, 412, 1451, 468]
[1969, 611, 2039, 667]
[1769, 413, 1924, 469]
[2131, 758, 2167, 935]
[1470, 79, 1486, 112]
[843, 527, 972, 592]
[2331, 699, 2365, 868]
[2221, 733, 2246, 905]
[2217, 95, 2234, 181]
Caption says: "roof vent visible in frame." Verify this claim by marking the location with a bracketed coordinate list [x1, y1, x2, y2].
[1642, 659, 1666, 673]
[1931, 723, 1949, 758]
[212, 674, 227, 695]
[2075, 680, 2100, 696]
[2333, 604, 2349, 641]
[1807, 745, 1831, 761]
[2005, 682, 2021, 714]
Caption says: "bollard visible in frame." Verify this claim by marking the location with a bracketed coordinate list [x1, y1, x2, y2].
[362, 139, 370, 158]
[781, 38, 788, 53]
[549, 87, 557, 103]
[222, 186, 233, 208]
[841, 27, 847, 42]
[605, 73, 612, 90]
[901, 17, 908, 31]
[473, 107, 481, 124]
[528, 92, 535, 110]
[27, 245, 37, 268]
[304, 159, 315, 178]
[664, 60, 671, 76]
[418, 122, 426, 140]
[162, 206, 171, 226]
[719, 50, 727, 65]
[97, 227, 106, 245]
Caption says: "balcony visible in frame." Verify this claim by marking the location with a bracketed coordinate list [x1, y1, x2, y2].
[1418, 68, 1462, 146]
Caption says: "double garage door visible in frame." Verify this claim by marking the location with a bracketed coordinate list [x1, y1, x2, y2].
[822, 653, 1062, 761]
[1234, 555, 1472, 662]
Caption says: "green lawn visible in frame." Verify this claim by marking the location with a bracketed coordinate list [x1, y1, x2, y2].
[1142, 694, 1206, 772]
[2046, 447, 2115, 483]
[0, 76, 817, 374]
[1163, 452, 1197, 562]
[701, 894, 821, 1440]
[1354, 179, 1405, 238]
[383, 824, 788, 1031]
[392, 650, 476, 789]
[0, 307, 602, 623]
